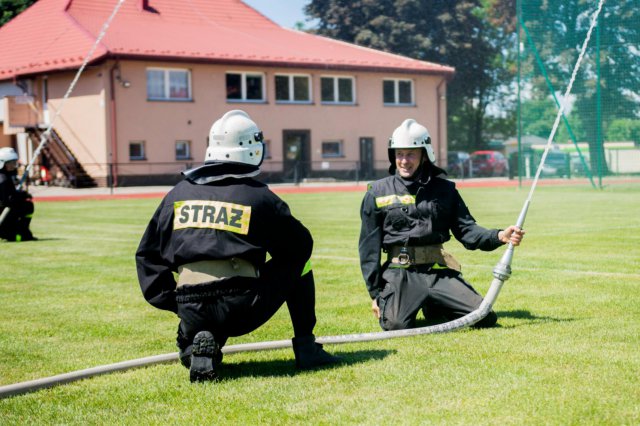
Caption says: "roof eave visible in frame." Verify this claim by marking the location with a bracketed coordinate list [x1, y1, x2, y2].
[0, 52, 455, 82]
[0, 55, 109, 82]
[106, 53, 456, 77]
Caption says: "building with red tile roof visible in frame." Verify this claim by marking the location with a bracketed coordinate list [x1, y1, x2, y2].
[0, 0, 454, 186]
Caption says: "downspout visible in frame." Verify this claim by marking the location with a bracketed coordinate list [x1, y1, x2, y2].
[109, 62, 119, 187]
[436, 77, 447, 168]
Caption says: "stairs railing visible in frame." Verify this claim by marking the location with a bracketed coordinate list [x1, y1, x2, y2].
[27, 128, 96, 188]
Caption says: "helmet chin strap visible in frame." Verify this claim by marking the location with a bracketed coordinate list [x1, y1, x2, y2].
[415, 162, 428, 180]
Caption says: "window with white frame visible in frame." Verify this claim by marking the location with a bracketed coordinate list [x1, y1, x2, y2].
[383, 79, 414, 105]
[226, 72, 265, 102]
[175, 140, 191, 160]
[129, 141, 146, 160]
[320, 76, 355, 104]
[322, 140, 343, 158]
[146, 68, 191, 101]
[275, 74, 311, 103]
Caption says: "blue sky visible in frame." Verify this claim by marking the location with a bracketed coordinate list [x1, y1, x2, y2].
[242, 0, 316, 29]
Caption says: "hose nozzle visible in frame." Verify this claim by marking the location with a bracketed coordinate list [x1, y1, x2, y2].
[492, 245, 513, 281]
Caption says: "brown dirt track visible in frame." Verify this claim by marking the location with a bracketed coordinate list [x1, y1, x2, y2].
[29, 176, 640, 203]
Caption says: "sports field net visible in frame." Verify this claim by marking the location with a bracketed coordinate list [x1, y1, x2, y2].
[515, 0, 639, 184]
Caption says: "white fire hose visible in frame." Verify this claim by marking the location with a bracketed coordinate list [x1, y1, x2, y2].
[0, 269, 507, 399]
[0, 0, 604, 401]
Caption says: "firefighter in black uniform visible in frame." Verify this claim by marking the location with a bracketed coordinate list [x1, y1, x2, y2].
[0, 147, 36, 242]
[136, 110, 340, 382]
[359, 119, 524, 331]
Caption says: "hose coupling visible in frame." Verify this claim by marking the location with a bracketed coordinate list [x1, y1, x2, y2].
[492, 262, 512, 281]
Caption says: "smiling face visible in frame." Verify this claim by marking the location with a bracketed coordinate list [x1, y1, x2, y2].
[394, 148, 424, 178]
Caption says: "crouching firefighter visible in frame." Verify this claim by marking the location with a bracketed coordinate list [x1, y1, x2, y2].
[0, 147, 36, 242]
[136, 110, 340, 382]
[358, 119, 524, 331]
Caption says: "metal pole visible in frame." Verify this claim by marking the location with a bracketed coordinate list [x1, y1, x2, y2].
[596, 9, 603, 188]
[517, 0, 522, 187]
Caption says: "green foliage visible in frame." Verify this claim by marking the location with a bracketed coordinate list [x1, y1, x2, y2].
[520, 98, 585, 144]
[606, 119, 640, 144]
[1, 184, 640, 423]
[481, 109, 517, 143]
[520, 98, 557, 137]
[0, 0, 35, 27]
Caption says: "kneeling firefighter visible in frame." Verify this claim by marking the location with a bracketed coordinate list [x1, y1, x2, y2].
[0, 147, 36, 242]
[136, 110, 340, 382]
[358, 119, 524, 331]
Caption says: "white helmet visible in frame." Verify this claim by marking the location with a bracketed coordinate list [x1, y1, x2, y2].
[206, 110, 265, 166]
[388, 119, 435, 164]
[0, 147, 19, 169]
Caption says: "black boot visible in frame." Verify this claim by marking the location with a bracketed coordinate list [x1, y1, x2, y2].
[473, 310, 498, 328]
[292, 335, 341, 370]
[190, 331, 220, 383]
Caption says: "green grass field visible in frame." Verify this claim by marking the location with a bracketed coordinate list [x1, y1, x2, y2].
[1, 183, 639, 424]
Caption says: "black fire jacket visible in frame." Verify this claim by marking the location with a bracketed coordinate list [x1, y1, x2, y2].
[0, 170, 31, 214]
[136, 166, 312, 313]
[0, 170, 19, 208]
[359, 171, 503, 299]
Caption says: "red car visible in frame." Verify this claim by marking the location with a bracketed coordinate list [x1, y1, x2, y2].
[470, 150, 508, 177]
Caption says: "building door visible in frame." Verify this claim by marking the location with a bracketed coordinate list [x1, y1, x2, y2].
[283, 130, 310, 182]
[359, 137, 375, 180]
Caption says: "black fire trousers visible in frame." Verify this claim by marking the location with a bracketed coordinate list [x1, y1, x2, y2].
[376, 264, 497, 331]
[175, 260, 317, 359]
[0, 200, 34, 241]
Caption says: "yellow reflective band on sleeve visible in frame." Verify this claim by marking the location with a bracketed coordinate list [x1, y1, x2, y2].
[301, 260, 312, 276]
[375, 194, 416, 208]
[432, 263, 449, 270]
[173, 200, 251, 235]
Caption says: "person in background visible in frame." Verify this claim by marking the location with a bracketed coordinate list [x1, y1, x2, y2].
[359, 119, 524, 331]
[0, 147, 36, 242]
[136, 110, 340, 383]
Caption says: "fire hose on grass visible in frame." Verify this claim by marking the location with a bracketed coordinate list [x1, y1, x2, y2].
[0, 0, 605, 401]
[0, 233, 521, 399]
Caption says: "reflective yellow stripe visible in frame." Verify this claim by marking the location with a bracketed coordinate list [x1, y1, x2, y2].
[173, 200, 251, 235]
[301, 260, 312, 276]
[432, 263, 449, 269]
[375, 194, 416, 208]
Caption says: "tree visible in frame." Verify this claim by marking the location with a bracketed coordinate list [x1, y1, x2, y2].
[305, 0, 516, 152]
[606, 119, 640, 144]
[0, 0, 36, 27]
[520, 98, 584, 144]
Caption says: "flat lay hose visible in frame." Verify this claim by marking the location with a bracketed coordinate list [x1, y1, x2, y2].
[0, 0, 605, 401]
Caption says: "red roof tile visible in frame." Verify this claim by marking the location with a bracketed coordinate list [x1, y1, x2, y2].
[0, 0, 454, 80]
